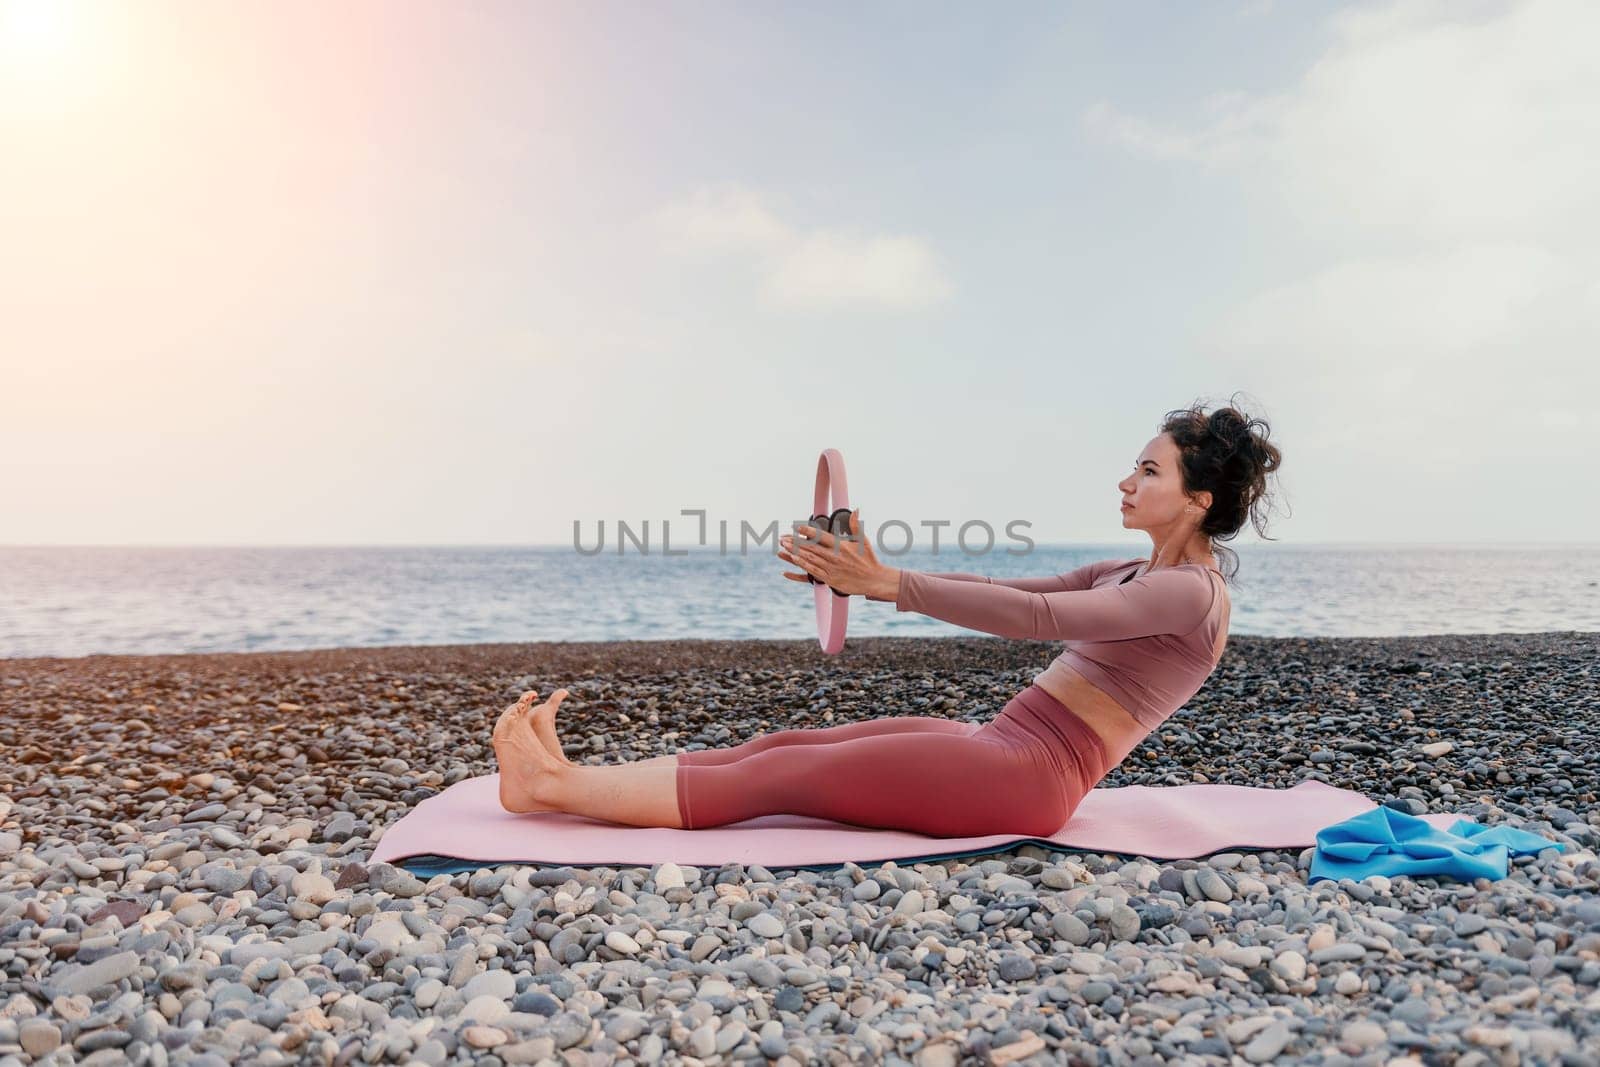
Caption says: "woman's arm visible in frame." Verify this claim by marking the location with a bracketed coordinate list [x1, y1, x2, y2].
[894, 565, 1212, 642]
[917, 559, 1111, 593]
[866, 559, 1111, 602]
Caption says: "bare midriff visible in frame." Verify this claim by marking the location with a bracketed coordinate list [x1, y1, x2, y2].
[1034, 569, 1231, 768]
[1031, 661, 1151, 768]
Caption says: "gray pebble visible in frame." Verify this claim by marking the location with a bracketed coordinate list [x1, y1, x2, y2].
[1195, 867, 1233, 902]
[57, 951, 140, 997]
[1310, 942, 1367, 964]
[1108, 904, 1141, 941]
[1243, 1020, 1291, 1062]
[997, 954, 1035, 981]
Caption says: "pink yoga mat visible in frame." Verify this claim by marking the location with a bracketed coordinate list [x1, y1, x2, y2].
[370, 775, 1464, 875]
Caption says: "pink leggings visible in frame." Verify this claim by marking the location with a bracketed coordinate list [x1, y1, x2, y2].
[675, 685, 1112, 838]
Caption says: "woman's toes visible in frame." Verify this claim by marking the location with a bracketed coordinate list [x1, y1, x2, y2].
[493, 703, 519, 742]
[510, 705, 559, 769]
[496, 692, 538, 739]
[530, 690, 574, 766]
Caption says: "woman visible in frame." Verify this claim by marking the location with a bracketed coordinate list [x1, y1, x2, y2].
[493, 401, 1282, 837]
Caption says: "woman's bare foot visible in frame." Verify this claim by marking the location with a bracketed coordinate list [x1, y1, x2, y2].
[493, 690, 569, 813]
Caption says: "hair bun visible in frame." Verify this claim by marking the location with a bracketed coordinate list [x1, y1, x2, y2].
[1206, 409, 1253, 453]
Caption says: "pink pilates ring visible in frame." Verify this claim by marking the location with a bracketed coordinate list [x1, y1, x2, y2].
[807, 448, 850, 654]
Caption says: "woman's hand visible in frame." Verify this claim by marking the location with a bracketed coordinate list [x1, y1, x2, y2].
[778, 508, 900, 600]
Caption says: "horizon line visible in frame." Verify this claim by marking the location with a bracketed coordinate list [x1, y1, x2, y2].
[1, 541, 1595, 550]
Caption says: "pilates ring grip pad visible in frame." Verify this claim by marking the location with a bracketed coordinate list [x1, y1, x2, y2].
[806, 448, 851, 654]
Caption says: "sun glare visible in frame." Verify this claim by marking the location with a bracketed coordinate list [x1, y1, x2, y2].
[1, 0, 77, 71]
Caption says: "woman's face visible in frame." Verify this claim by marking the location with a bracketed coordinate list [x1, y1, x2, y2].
[1117, 434, 1192, 530]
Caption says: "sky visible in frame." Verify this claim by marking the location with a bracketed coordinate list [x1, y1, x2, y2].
[2, 0, 1595, 548]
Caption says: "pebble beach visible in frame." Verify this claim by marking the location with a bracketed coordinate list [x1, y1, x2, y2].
[1, 631, 1597, 1067]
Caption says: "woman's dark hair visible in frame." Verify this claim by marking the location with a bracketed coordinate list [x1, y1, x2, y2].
[1159, 391, 1286, 584]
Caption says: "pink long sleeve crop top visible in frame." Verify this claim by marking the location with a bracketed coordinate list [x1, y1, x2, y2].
[894, 556, 1227, 732]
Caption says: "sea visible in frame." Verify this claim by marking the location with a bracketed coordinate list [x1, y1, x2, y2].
[1, 544, 1596, 660]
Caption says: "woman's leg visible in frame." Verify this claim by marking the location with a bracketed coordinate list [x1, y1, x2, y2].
[679, 716, 979, 767]
[509, 727, 990, 830]
[676, 728, 1070, 838]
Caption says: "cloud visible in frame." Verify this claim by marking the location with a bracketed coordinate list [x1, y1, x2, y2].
[763, 228, 954, 311]
[1085, 0, 1600, 460]
[1205, 243, 1593, 450]
[650, 185, 794, 254]
[649, 184, 953, 311]
[1086, 0, 1600, 247]
[1214, 243, 1581, 371]
[1081, 93, 1286, 169]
